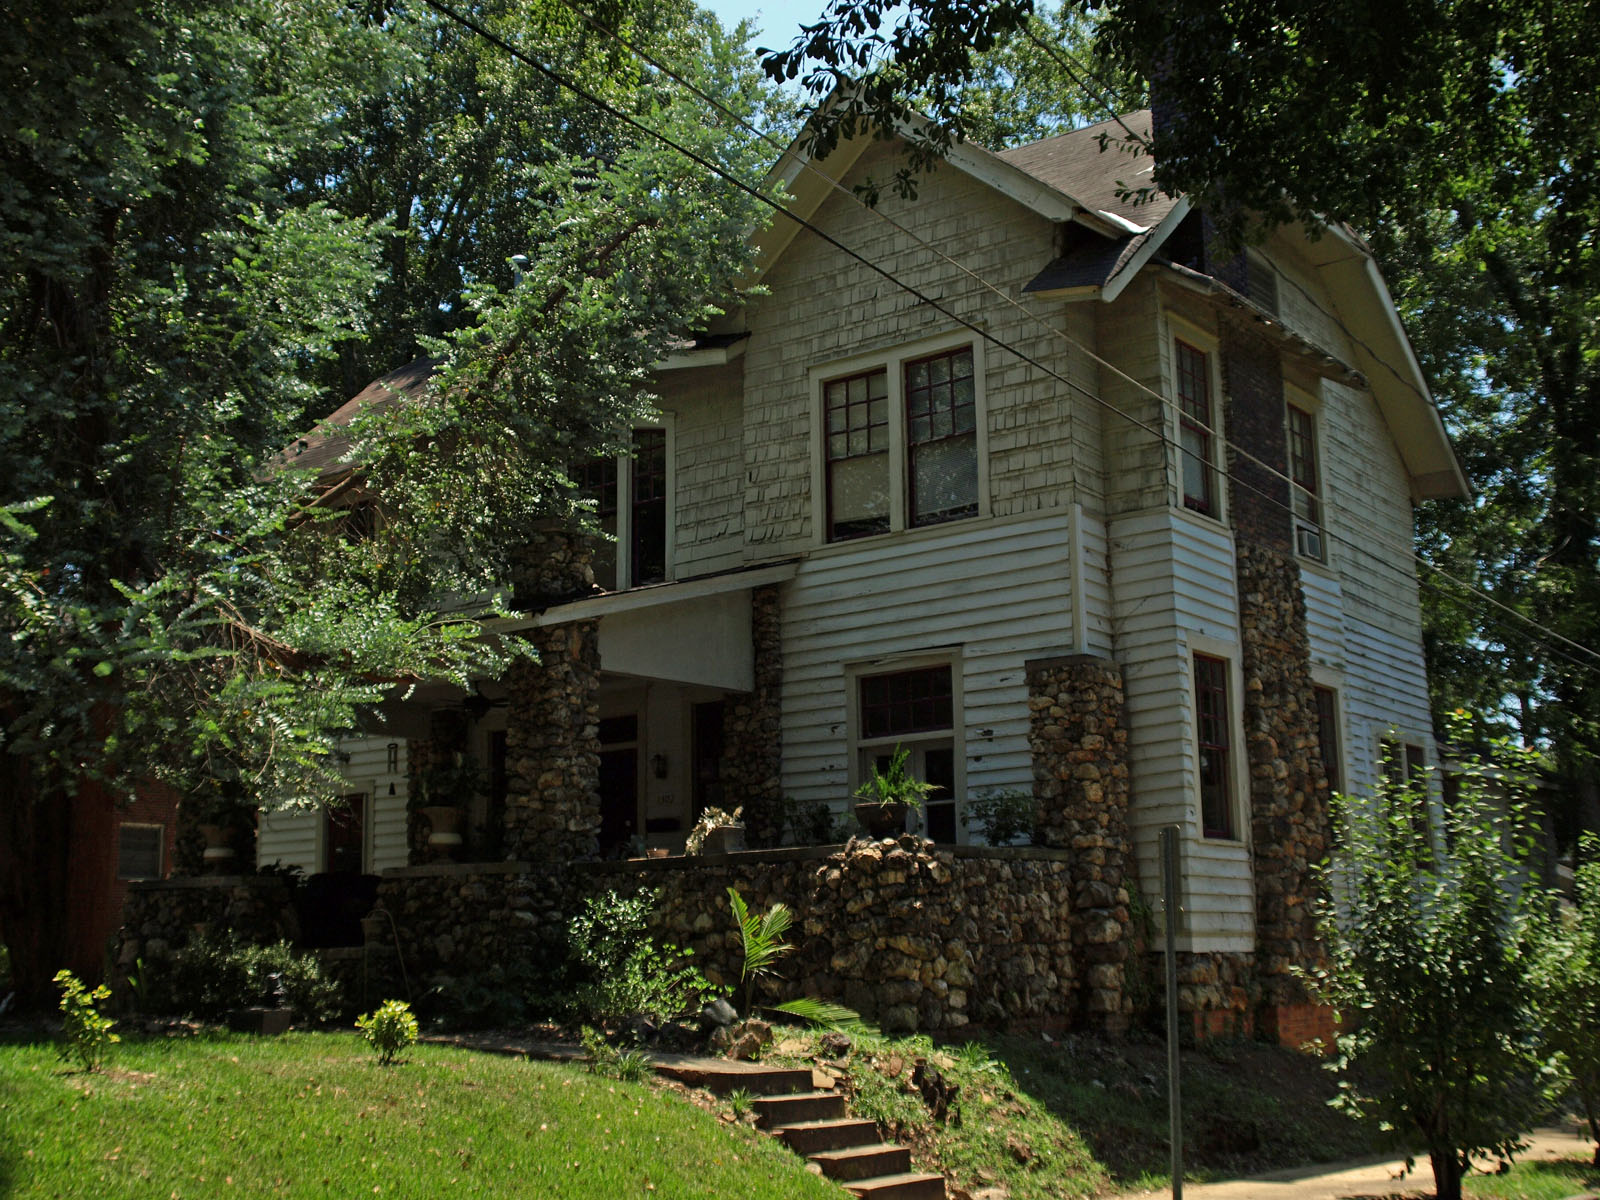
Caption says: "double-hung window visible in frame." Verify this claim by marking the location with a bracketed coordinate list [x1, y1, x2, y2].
[821, 340, 982, 543]
[855, 663, 961, 842]
[1193, 653, 1235, 839]
[1174, 339, 1220, 516]
[1286, 399, 1324, 560]
[580, 427, 670, 590]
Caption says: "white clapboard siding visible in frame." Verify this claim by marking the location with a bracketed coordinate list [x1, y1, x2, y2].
[255, 736, 408, 874]
[1109, 506, 1253, 951]
[1301, 565, 1346, 672]
[779, 514, 1078, 828]
[1339, 614, 1435, 795]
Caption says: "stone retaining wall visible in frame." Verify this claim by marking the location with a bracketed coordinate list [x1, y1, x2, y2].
[114, 875, 298, 974]
[375, 838, 1078, 1033]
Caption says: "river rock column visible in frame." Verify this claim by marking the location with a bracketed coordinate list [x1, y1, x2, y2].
[1236, 542, 1332, 1032]
[719, 584, 784, 846]
[502, 621, 602, 861]
[1026, 654, 1134, 1029]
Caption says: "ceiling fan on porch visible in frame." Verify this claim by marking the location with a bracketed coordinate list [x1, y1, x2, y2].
[458, 683, 509, 723]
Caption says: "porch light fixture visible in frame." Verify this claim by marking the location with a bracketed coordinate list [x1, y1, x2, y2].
[651, 753, 669, 780]
[386, 743, 399, 773]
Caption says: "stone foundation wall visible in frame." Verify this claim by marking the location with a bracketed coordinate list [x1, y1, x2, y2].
[1026, 654, 1134, 1029]
[502, 621, 601, 861]
[375, 839, 1078, 1034]
[1235, 543, 1331, 1006]
[719, 585, 784, 846]
[113, 876, 298, 976]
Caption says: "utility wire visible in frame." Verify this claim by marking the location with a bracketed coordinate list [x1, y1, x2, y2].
[416, 0, 1600, 681]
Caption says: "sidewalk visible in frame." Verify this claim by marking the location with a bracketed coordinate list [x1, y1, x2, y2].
[1109, 1125, 1597, 1200]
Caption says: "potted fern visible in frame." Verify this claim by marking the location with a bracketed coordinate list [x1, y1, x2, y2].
[853, 745, 936, 838]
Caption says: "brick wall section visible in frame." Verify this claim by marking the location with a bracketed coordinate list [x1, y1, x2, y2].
[719, 584, 783, 845]
[1220, 320, 1292, 554]
[502, 621, 602, 861]
[1026, 654, 1134, 1029]
[374, 840, 1077, 1034]
[1236, 542, 1331, 1008]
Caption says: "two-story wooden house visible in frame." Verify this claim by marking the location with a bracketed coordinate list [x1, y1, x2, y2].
[257, 110, 1465, 1037]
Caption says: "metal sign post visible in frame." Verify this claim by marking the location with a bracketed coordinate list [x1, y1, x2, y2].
[1160, 824, 1184, 1200]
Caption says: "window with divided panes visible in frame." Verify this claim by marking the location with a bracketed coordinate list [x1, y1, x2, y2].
[1287, 403, 1323, 559]
[857, 664, 958, 842]
[1175, 339, 1217, 516]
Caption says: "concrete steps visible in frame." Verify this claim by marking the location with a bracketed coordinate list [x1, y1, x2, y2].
[693, 1059, 946, 1199]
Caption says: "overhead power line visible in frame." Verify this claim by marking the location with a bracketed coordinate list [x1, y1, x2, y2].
[415, 0, 1600, 682]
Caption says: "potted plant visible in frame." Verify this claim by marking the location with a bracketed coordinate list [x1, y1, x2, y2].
[853, 745, 937, 838]
[685, 806, 745, 855]
[411, 752, 483, 858]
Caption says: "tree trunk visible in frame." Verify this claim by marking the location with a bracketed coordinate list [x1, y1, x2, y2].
[0, 748, 75, 1010]
[1429, 1146, 1465, 1200]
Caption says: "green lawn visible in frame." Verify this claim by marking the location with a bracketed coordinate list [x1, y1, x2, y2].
[1464, 1155, 1600, 1200]
[0, 1032, 843, 1199]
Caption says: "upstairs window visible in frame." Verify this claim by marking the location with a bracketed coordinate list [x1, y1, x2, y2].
[579, 426, 670, 590]
[904, 347, 978, 527]
[825, 368, 891, 540]
[1175, 339, 1218, 516]
[818, 340, 984, 543]
[1313, 685, 1343, 795]
[1287, 402, 1324, 560]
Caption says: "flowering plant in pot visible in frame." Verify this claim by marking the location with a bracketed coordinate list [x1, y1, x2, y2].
[853, 745, 936, 838]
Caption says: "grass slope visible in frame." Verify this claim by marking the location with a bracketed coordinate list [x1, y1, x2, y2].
[767, 1027, 1377, 1199]
[0, 1032, 842, 1199]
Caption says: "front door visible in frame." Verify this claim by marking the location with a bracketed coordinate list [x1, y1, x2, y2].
[598, 715, 640, 855]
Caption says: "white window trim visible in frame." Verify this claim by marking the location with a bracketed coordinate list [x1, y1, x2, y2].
[597, 420, 675, 591]
[1284, 380, 1327, 564]
[1185, 634, 1249, 846]
[809, 333, 990, 546]
[843, 650, 968, 844]
[1164, 312, 1228, 526]
[117, 822, 165, 881]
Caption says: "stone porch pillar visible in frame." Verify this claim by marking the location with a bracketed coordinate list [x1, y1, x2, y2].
[719, 584, 784, 846]
[1026, 653, 1134, 1030]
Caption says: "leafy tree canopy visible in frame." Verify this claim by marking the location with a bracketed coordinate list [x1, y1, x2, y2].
[0, 0, 775, 1002]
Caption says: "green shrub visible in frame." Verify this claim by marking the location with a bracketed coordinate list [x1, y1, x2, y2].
[580, 1025, 652, 1082]
[356, 999, 418, 1066]
[1529, 834, 1600, 1165]
[966, 789, 1035, 845]
[1311, 731, 1551, 1200]
[569, 889, 715, 1025]
[55, 969, 119, 1072]
[157, 933, 342, 1022]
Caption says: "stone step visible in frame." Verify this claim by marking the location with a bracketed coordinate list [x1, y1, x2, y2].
[773, 1117, 882, 1156]
[753, 1091, 847, 1128]
[843, 1171, 947, 1200]
[648, 1053, 814, 1096]
[808, 1143, 912, 1182]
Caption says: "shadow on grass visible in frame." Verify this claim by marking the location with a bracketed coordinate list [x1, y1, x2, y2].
[958, 1029, 1378, 1190]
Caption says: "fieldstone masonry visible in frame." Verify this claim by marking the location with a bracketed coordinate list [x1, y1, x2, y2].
[501, 620, 602, 861]
[719, 584, 784, 846]
[375, 839, 1079, 1034]
[1025, 654, 1134, 1029]
[1235, 543, 1331, 1010]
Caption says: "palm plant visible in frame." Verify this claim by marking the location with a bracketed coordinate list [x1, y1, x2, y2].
[726, 887, 859, 1028]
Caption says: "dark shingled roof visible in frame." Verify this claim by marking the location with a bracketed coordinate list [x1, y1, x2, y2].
[1022, 225, 1145, 295]
[283, 356, 439, 479]
[997, 110, 1178, 233]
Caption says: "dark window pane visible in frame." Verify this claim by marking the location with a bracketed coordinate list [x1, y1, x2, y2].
[1176, 340, 1214, 514]
[1194, 655, 1232, 838]
[631, 428, 666, 585]
[860, 665, 954, 739]
[1313, 686, 1341, 794]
